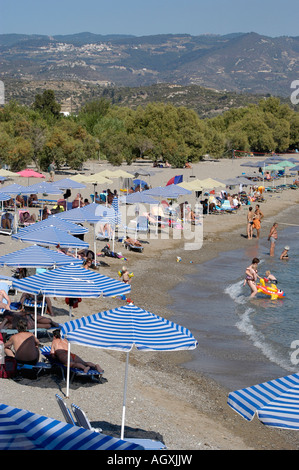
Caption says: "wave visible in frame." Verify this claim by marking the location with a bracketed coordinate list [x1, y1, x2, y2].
[225, 279, 295, 372]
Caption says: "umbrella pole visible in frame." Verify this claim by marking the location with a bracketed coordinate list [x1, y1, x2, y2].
[34, 294, 37, 337]
[121, 351, 129, 440]
[41, 294, 45, 317]
[66, 340, 71, 398]
[93, 224, 97, 267]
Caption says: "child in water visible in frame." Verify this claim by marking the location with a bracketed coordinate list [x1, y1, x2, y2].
[264, 270, 277, 285]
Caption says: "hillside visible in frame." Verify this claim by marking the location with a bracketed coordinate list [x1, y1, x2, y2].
[1, 32, 299, 96]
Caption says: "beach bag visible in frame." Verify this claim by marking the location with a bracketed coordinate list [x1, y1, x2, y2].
[0, 357, 17, 379]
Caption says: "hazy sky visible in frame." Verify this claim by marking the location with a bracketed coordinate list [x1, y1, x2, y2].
[1, 0, 298, 38]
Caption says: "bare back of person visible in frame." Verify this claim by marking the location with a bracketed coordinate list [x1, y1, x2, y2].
[7, 332, 39, 364]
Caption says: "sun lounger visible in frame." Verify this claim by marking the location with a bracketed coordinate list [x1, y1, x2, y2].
[17, 361, 53, 378]
[124, 241, 144, 252]
[41, 346, 104, 382]
[71, 403, 102, 433]
[123, 438, 167, 450]
[55, 394, 76, 425]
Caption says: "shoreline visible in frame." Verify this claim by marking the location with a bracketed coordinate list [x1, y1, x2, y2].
[1, 160, 299, 450]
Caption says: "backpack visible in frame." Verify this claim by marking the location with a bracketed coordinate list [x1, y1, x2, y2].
[0, 356, 17, 379]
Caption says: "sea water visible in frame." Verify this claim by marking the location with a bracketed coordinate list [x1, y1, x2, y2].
[169, 211, 299, 391]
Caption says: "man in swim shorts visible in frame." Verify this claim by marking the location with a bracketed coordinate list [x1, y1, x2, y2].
[4, 318, 40, 364]
[267, 222, 278, 257]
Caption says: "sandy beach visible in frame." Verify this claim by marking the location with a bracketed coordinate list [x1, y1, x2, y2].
[1, 157, 299, 451]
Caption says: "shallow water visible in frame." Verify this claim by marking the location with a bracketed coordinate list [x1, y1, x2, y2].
[169, 210, 299, 391]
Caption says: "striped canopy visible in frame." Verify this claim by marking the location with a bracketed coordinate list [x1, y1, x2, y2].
[12, 263, 131, 298]
[15, 216, 88, 236]
[0, 245, 83, 268]
[0, 403, 143, 450]
[0, 183, 37, 195]
[227, 372, 299, 429]
[12, 225, 89, 249]
[25, 182, 63, 195]
[55, 202, 108, 224]
[60, 303, 198, 351]
[60, 303, 197, 439]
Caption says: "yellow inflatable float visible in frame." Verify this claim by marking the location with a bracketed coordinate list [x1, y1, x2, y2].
[257, 278, 285, 300]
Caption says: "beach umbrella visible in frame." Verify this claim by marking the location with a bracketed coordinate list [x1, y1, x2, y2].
[132, 178, 147, 189]
[124, 192, 158, 204]
[17, 169, 45, 185]
[112, 169, 135, 179]
[133, 169, 159, 177]
[287, 157, 299, 163]
[15, 216, 88, 237]
[166, 175, 183, 186]
[0, 192, 11, 201]
[0, 183, 38, 195]
[52, 178, 86, 192]
[60, 303, 198, 439]
[12, 263, 131, 298]
[0, 403, 143, 450]
[178, 180, 203, 192]
[12, 225, 89, 249]
[0, 244, 83, 268]
[227, 372, 299, 430]
[276, 160, 296, 168]
[290, 165, 299, 172]
[264, 164, 283, 171]
[25, 181, 63, 195]
[0, 169, 17, 177]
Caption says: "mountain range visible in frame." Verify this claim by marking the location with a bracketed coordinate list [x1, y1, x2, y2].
[1, 32, 299, 98]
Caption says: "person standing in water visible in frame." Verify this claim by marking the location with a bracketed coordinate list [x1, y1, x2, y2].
[244, 257, 260, 298]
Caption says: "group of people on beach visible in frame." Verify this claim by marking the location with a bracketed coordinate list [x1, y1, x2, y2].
[246, 204, 264, 240]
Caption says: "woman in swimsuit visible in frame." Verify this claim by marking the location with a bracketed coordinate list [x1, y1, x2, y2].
[244, 257, 260, 297]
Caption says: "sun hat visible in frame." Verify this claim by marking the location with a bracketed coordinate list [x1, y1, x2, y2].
[284, 246, 290, 250]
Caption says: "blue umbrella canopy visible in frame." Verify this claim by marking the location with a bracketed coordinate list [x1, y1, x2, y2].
[55, 202, 108, 224]
[124, 192, 158, 204]
[0, 192, 11, 201]
[52, 178, 86, 190]
[15, 216, 88, 236]
[0, 245, 83, 268]
[12, 225, 89, 249]
[0, 403, 143, 450]
[227, 372, 299, 430]
[25, 181, 63, 195]
[0, 183, 37, 195]
[61, 303, 198, 351]
[60, 303, 197, 439]
[12, 263, 131, 298]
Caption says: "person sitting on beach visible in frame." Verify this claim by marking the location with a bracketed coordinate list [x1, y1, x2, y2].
[42, 206, 51, 220]
[72, 193, 83, 209]
[19, 211, 36, 225]
[1, 212, 12, 230]
[0, 310, 59, 331]
[280, 246, 290, 260]
[83, 258, 98, 270]
[4, 318, 40, 365]
[0, 289, 11, 310]
[244, 257, 260, 298]
[16, 194, 25, 208]
[264, 270, 278, 285]
[28, 194, 38, 207]
[50, 329, 104, 374]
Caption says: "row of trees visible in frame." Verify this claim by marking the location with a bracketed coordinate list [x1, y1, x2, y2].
[0, 90, 298, 171]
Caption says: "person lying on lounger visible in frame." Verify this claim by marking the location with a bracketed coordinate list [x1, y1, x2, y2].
[19, 292, 55, 316]
[0, 310, 59, 330]
[50, 329, 104, 374]
[125, 236, 142, 247]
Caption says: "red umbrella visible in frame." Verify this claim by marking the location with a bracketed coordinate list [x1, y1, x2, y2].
[17, 169, 45, 185]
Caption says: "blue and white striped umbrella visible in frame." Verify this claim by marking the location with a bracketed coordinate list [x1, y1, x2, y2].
[55, 202, 104, 224]
[12, 225, 89, 249]
[112, 196, 121, 225]
[60, 303, 197, 439]
[0, 193, 11, 202]
[12, 263, 131, 298]
[227, 372, 299, 429]
[0, 245, 83, 268]
[15, 216, 88, 236]
[0, 403, 143, 450]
